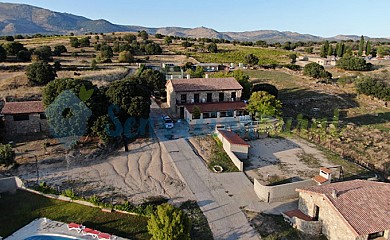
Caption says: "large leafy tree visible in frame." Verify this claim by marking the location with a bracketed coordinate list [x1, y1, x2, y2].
[32, 46, 52, 62]
[3, 41, 26, 55]
[118, 51, 134, 63]
[336, 56, 372, 71]
[0, 144, 15, 166]
[139, 69, 166, 92]
[99, 45, 113, 60]
[208, 42, 218, 53]
[244, 53, 259, 66]
[147, 203, 191, 240]
[26, 61, 56, 86]
[145, 43, 162, 55]
[247, 91, 282, 121]
[0, 45, 6, 62]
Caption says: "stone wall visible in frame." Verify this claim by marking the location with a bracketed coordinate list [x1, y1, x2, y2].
[0, 177, 24, 194]
[298, 191, 360, 240]
[4, 114, 48, 136]
[254, 178, 316, 203]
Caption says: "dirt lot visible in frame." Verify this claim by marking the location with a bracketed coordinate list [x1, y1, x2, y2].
[11, 138, 193, 204]
[245, 136, 335, 185]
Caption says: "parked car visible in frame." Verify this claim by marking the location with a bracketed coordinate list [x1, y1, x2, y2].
[162, 115, 174, 129]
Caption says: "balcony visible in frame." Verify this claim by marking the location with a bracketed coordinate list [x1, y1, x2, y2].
[176, 97, 241, 105]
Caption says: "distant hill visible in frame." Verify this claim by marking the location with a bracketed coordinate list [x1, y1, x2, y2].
[0, 2, 388, 43]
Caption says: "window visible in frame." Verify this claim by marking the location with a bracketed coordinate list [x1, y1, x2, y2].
[220, 112, 226, 117]
[231, 92, 236, 101]
[313, 205, 320, 221]
[227, 110, 234, 117]
[219, 92, 224, 102]
[368, 232, 384, 239]
[203, 112, 210, 119]
[194, 94, 200, 103]
[207, 93, 212, 103]
[203, 112, 217, 119]
[211, 111, 217, 118]
[236, 111, 243, 116]
[13, 114, 29, 121]
[40, 113, 46, 119]
[180, 94, 187, 104]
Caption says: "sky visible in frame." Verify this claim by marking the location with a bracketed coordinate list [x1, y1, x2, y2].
[3, 0, 390, 37]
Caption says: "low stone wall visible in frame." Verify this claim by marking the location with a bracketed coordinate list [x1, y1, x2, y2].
[0, 177, 24, 194]
[283, 212, 322, 236]
[254, 178, 316, 203]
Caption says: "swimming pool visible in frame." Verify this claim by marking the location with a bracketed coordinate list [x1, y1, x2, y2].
[24, 235, 79, 240]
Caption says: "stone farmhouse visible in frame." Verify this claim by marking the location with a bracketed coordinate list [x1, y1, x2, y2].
[283, 180, 390, 240]
[166, 77, 249, 124]
[1, 101, 48, 136]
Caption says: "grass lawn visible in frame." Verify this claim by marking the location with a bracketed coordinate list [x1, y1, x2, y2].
[0, 190, 150, 239]
[210, 135, 239, 172]
[189, 45, 291, 65]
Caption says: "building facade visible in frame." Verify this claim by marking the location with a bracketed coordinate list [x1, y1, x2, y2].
[1, 101, 48, 136]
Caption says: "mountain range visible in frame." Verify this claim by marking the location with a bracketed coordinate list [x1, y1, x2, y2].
[0, 2, 388, 43]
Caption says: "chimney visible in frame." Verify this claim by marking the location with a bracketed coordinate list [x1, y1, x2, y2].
[186, 74, 190, 79]
[331, 189, 338, 199]
[205, 73, 209, 78]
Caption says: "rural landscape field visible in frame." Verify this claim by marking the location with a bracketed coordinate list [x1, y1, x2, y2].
[0, 1, 389, 240]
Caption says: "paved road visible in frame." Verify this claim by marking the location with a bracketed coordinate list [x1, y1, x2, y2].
[150, 100, 260, 240]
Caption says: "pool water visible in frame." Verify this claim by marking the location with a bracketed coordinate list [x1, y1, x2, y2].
[25, 235, 78, 240]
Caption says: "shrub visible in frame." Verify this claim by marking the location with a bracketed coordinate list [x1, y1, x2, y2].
[0, 144, 15, 166]
[303, 62, 332, 79]
[336, 56, 372, 71]
[147, 203, 191, 240]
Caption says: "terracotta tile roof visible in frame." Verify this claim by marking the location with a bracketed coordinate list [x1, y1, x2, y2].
[320, 167, 332, 174]
[184, 101, 247, 113]
[218, 130, 249, 146]
[284, 209, 313, 221]
[298, 180, 390, 236]
[312, 175, 328, 184]
[169, 78, 243, 92]
[1, 101, 44, 115]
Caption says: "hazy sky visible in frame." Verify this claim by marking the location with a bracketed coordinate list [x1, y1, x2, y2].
[3, 0, 390, 37]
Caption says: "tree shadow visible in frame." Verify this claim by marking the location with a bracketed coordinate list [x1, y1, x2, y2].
[344, 112, 390, 126]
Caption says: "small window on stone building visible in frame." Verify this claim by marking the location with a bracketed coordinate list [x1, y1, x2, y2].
[13, 114, 30, 121]
[40, 113, 47, 119]
[368, 232, 384, 239]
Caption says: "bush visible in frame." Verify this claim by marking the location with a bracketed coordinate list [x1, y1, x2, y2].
[118, 51, 134, 63]
[336, 56, 372, 71]
[16, 50, 31, 62]
[0, 143, 15, 166]
[303, 62, 332, 79]
[147, 203, 191, 240]
[356, 76, 390, 101]
[26, 61, 56, 86]
[284, 64, 301, 71]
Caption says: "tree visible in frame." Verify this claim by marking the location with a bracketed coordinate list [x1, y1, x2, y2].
[337, 43, 345, 57]
[91, 115, 114, 143]
[303, 62, 332, 79]
[32, 46, 52, 62]
[365, 40, 371, 56]
[288, 53, 297, 63]
[320, 44, 327, 58]
[244, 54, 259, 66]
[79, 37, 90, 47]
[118, 51, 134, 63]
[358, 35, 365, 56]
[91, 59, 98, 70]
[26, 61, 56, 85]
[233, 70, 252, 99]
[327, 45, 333, 56]
[139, 69, 166, 92]
[164, 36, 172, 45]
[304, 47, 313, 54]
[145, 43, 162, 55]
[16, 50, 31, 62]
[252, 83, 278, 98]
[0, 144, 15, 166]
[186, 66, 204, 78]
[192, 106, 201, 119]
[3, 41, 26, 55]
[247, 91, 282, 121]
[53, 45, 67, 56]
[147, 203, 191, 240]
[123, 34, 137, 42]
[138, 30, 149, 40]
[377, 46, 390, 58]
[208, 42, 218, 53]
[5, 36, 14, 41]
[181, 41, 192, 48]
[69, 37, 80, 48]
[0, 45, 6, 62]
[99, 45, 113, 60]
[336, 56, 372, 71]
[155, 33, 163, 39]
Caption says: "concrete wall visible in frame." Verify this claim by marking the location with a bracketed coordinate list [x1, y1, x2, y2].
[254, 178, 316, 203]
[230, 144, 249, 160]
[0, 177, 24, 194]
[298, 191, 361, 240]
[4, 114, 48, 135]
[216, 130, 244, 171]
[166, 81, 176, 110]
